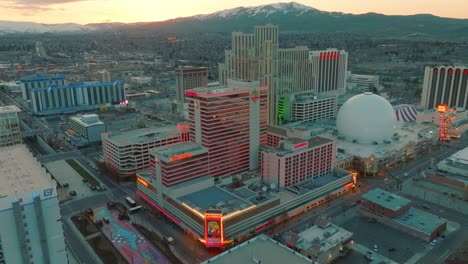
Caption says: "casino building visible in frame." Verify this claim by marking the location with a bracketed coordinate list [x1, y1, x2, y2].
[135, 80, 354, 248]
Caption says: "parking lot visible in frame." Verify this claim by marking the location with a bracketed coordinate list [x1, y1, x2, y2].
[343, 215, 427, 263]
[332, 249, 367, 264]
[45, 159, 103, 200]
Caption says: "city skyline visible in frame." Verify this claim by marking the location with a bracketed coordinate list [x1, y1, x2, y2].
[0, 0, 467, 24]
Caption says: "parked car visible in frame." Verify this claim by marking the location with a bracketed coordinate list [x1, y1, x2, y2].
[103, 217, 110, 224]
[85, 208, 94, 216]
[107, 201, 116, 209]
[118, 212, 126, 220]
[373, 245, 378, 252]
[82, 178, 89, 183]
[95, 219, 103, 227]
[62, 183, 69, 188]
[165, 236, 175, 245]
[69, 190, 77, 196]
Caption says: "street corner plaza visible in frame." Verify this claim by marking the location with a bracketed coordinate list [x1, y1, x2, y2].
[94, 207, 169, 264]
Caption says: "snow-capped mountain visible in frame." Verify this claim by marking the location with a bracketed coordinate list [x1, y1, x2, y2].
[0, 2, 467, 39]
[192, 2, 327, 20]
[0, 20, 96, 35]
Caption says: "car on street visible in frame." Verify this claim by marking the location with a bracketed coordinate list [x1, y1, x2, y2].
[69, 190, 77, 196]
[103, 217, 110, 224]
[430, 239, 437, 246]
[374, 245, 378, 252]
[85, 208, 94, 216]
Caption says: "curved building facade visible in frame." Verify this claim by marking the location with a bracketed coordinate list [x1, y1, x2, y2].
[337, 92, 396, 145]
[421, 66, 468, 110]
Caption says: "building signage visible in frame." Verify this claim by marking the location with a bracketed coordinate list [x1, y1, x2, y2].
[185, 91, 198, 97]
[137, 177, 149, 187]
[293, 141, 308, 150]
[43, 188, 53, 197]
[170, 152, 192, 161]
[251, 90, 259, 101]
[437, 104, 448, 113]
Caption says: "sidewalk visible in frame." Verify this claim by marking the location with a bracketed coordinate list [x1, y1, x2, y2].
[136, 211, 191, 264]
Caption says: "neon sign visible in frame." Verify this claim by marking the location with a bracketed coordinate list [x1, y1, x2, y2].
[437, 104, 448, 113]
[185, 91, 198, 97]
[204, 210, 224, 247]
[170, 152, 192, 161]
[293, 141, 308, 150]
[251, 90, 259, 101]
[137, 177, 148, 187]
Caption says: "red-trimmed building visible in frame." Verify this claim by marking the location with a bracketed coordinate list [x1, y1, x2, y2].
[186, 80, 268, 177]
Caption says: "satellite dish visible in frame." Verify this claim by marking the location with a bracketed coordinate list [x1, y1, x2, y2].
[262, 186, 267, 192]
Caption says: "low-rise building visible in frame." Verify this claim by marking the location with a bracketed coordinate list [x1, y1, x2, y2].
[360, 188, 447, 241]
[130, 76, 153, 85]
[291, 93, 337, 122]
[0, 145, 68, 263]
[201, 234, 312, 264]
[102, 124, 190, 178]
[136, 168, 353, 248]
[284, 216, 353, 264]
[0, 105, 22, 148]
[260, 137, 337, 187]
[346, 71, 379, 93]
[68, 114, 106, 144]
[361, 188, 412, 218]
[416, 108, 468, 138]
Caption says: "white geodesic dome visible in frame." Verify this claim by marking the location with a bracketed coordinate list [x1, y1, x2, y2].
[337, 92, 397, 145]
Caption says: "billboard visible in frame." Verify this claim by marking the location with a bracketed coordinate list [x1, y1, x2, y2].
[204, 209, 224, 247]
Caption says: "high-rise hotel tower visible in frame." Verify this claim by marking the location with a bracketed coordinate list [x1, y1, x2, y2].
[185, 80, 268, 177]
[421, 66, 468, 110]
[219, 25, 348, 125]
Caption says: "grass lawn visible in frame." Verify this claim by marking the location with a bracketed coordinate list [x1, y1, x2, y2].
[66, 159, 100, 186]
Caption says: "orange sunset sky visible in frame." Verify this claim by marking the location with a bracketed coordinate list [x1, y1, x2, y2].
[1, 0, 467, 24]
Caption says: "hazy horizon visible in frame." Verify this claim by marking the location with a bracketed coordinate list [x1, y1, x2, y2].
[1, 0, 467, 25]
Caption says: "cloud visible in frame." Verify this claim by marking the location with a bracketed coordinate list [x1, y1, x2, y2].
[1, 0, 84, 14]
[14, 0, 86, 5]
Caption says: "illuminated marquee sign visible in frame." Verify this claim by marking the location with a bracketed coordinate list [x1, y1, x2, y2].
[204, 210, 224, 247]
[170, 152, 192, 161]
[293, 141, 309, 150]
[185, 91, 198, 97]
[137, 177, 148, 187]
[437, 104, 448, 113]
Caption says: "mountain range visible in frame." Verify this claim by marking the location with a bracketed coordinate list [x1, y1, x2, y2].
[1, 2, 467, 39]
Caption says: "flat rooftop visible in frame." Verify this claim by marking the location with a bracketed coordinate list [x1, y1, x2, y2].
[0, 105, 21, 114]
[362, 188, 411, 211]
[262, 136, 333, 156]
[287, 119, 438, 158]
[296, 223, 353, 255]
[202, 234, 312, 264]
[445, 147, 468, 167]
[0, 144, 54, 197]
[188, 79, 264, 96]
[178, 186, 253, 214]
[151, 142, 208, 163]
[395, 207, 447, 235]
[70, 114, 104, 127]
[107, 125, 180, 145]
[284, 169, 351, 197]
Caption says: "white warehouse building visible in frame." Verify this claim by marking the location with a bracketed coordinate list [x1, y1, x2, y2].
[0, 145, 68, 264]
[69, 114, 106, 144]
